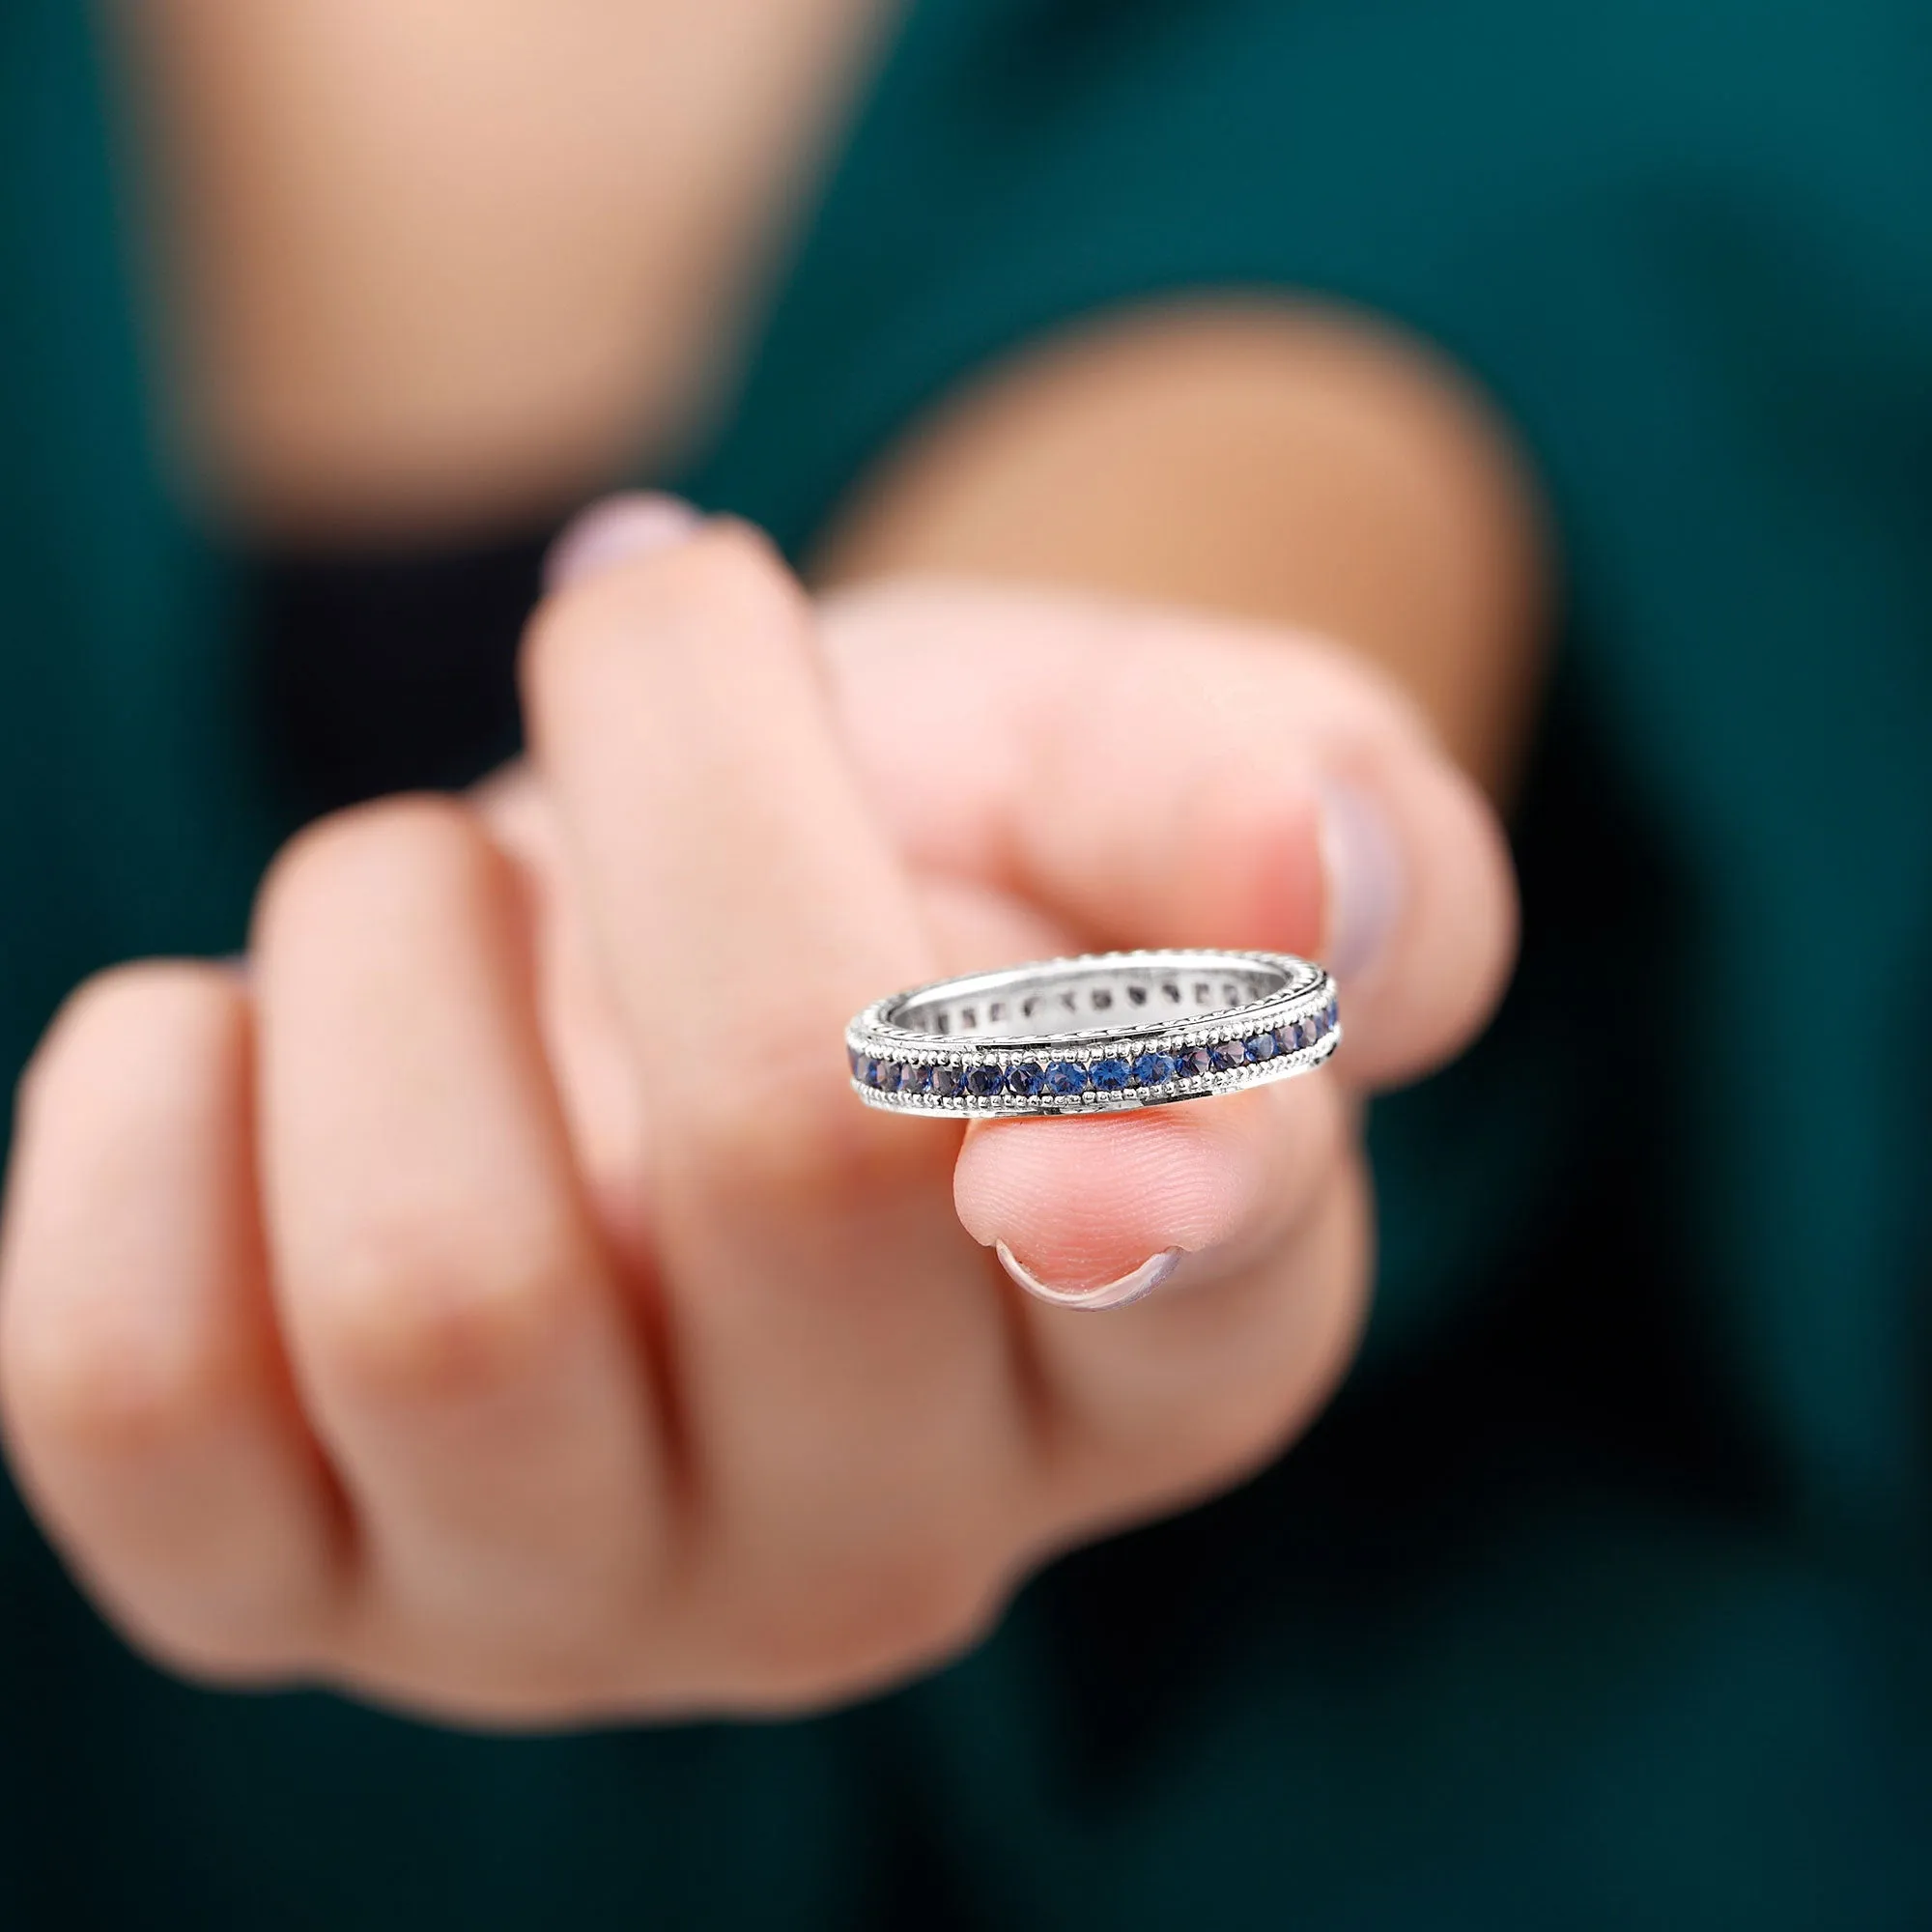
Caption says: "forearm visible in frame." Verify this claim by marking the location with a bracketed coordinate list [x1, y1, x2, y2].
[812, 300, 1549, 798]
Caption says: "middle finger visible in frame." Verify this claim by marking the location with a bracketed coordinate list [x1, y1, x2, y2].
[525, 524, 1032, 1685]
[252, 796, 669, 1711]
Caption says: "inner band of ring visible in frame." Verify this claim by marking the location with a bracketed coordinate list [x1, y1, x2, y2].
[885, 952, 1305, 1041]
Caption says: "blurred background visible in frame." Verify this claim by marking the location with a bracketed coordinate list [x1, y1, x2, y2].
[2, 2, 1928, 1925]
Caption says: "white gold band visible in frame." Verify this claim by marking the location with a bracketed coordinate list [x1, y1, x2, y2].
[846, 949, 1340, 1118]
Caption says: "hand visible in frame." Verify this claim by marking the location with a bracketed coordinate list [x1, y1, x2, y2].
[0, 512, 1514, 1723]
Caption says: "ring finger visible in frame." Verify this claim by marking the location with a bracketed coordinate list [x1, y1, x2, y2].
[251, 796, 669, 1717]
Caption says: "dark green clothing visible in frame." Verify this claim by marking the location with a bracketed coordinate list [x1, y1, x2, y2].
[4, 2, 1929, 1925]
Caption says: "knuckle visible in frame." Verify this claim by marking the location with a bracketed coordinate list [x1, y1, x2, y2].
[0, 962, 253, 1462]
[15, 960, 236, 1127]
[253, 794, 486, 952]
[1, 1297, 235, 1464]
[301, 1215, 579, 1406]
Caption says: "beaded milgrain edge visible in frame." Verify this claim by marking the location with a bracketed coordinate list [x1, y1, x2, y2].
[845, 949, 1341, 1118]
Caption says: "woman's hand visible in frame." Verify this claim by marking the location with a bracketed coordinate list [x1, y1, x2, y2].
[0, 515, 1513, 1724]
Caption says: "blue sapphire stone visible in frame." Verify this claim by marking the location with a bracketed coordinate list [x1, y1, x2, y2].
[1209, 1039, 1245, 1072]
[897, 1062, 929, 1095]
[1090, 1057, 1132, 1092]
[880, 1062, 907, 1092]
[1296, 1016, 1319, 1049]
[1045, 1061, 1090, 1096]
[928, 1065, 961, 1098]
[963, 1064, 1004, 1097]
[1244, 1033, 1276, 1063]
[1176, 1045, 1213, 1079]
[1005, 1061, 1046, 1098]
[857, 1056, 883, 1087]
[1273, 1023, 1295, 1056]
[1132, 1051, 1177, 1086]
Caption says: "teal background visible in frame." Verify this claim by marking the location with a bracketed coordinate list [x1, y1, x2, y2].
[2, 1, 1929, 1923]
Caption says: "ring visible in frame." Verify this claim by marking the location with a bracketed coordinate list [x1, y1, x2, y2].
[846, 949, 1340, 1118]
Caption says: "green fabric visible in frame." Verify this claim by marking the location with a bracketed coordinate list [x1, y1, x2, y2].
[4, 1, 1929, 1924]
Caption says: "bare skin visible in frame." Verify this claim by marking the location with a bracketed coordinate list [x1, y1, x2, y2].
[126, 0, 899, 535]
[0, 11, 1544, 1723]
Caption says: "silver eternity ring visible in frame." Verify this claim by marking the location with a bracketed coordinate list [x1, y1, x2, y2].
[846, 949, 1340, 1118]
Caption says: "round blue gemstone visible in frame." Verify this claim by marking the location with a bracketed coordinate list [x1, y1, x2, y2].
[897, 1062, 929, 1095]
[857, 1057, 883, 1087]
[928, 1065, 961, 1098]
[1209, 1039, 1245, 1072]
[1296, 1016, 1319, 1049]
[1273, 1023, 1295, 1056]
[881, 1062, 907, 1092]
[1132, 1051, 1177, 1086]
[1244, 1033, 1276, 1063]
[1090, 1057, 1132, 1092]
[1005, 1061, 1046, 1098]
[1175, 1045, 1213, 1079]
[963, 1064, 1005, 1096]
[1045, 1061, 1090, 1096]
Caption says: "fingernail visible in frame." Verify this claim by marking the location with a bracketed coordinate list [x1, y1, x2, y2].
[994, 1241, 1185, 1312]
[544, 493, 703, 590]
[1318, 776, 1404, 981]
